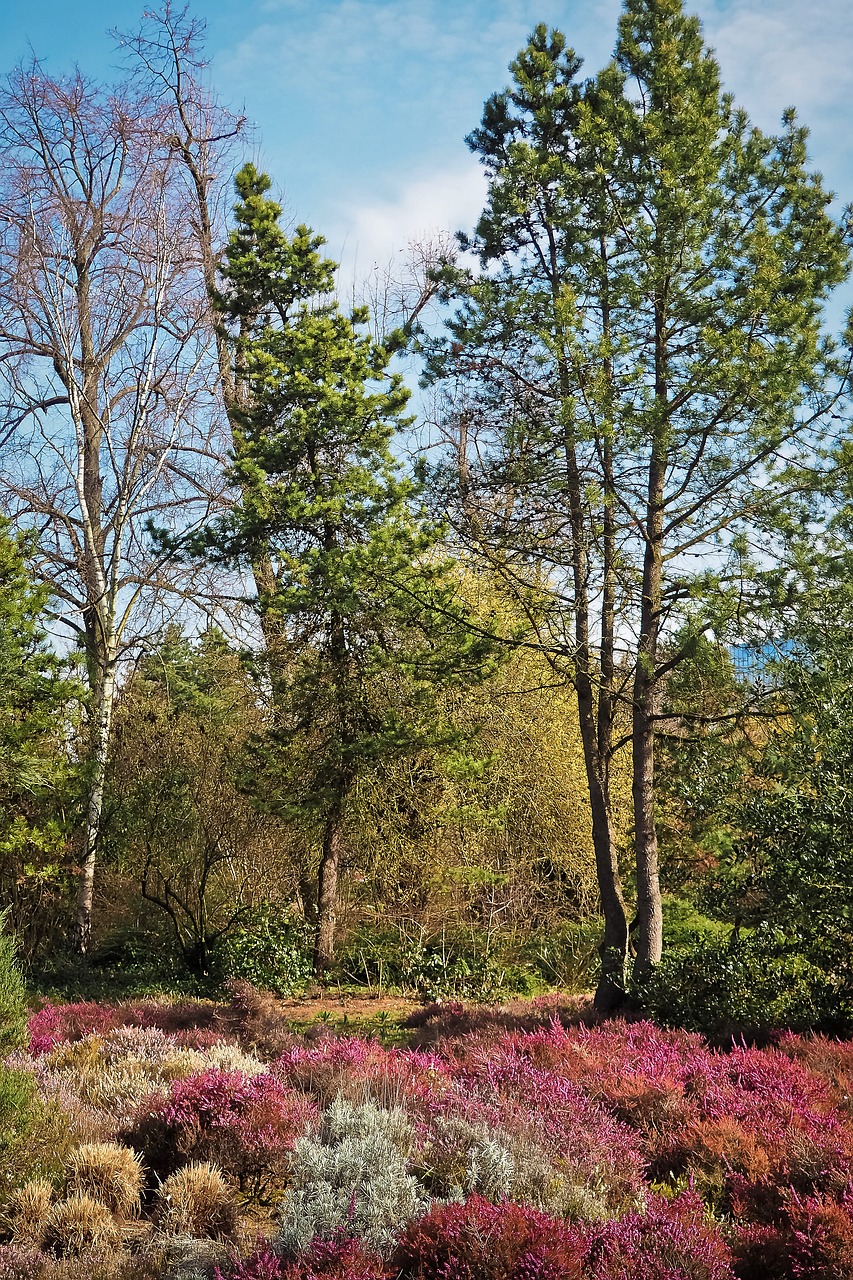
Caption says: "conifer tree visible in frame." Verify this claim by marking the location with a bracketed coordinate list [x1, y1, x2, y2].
[0, 521, 79, 952]
[206, 167, 498, 972]
[425, 0, 852, 1005]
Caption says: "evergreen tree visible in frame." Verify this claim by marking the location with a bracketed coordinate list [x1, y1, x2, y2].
[424, 0, 851, 1006]
[205, 167, 499, 972]
[0, 520, 79, 957]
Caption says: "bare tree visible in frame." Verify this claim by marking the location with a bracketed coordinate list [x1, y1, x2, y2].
[0, 64, 223, 951]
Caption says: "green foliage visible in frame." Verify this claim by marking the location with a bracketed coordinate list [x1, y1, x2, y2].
[0, 913, 27, 1052]
[199, 165, 508, 968]
[635, 926, 844, 1039]
[210, 165, 502, 824]
[692, 613, 853, 1030]
[0, 1065, 70, 1202]
[0, 520, 80, 958]
[337, 922, 598, 1000]
[105, 628, 304, 978]
[421, 0, 852, 986]
[214, 906, 314, 996]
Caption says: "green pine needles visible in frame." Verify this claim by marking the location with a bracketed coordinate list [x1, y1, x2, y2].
[204, 166, 503, 972]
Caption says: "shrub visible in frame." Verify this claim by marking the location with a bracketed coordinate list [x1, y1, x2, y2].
[416, 1117, 606, 1221]
[65, 1143, 144, 1217]
[42, 1192, 119, 1257]
[27, 999, 223, 1057]
[0, 1063, 70, 1196]
[2, 1178, 53, 1247]
[125, 1068, 314, 1195]
[215, 1234, 390, 1280]
[0, 1246, 48, 1280]
[0, 915, 26, 1053]
[634, 930, 841, 1038]
[215, 912, 313, 998]
[278, 1098, 425, 1257]
[156, 1163, 237, 1239]
[220, 981, 298, 1060]
[392, 1195, 584, 1279]
[577, 1190, 735, 1280]
[731, 1195, 853, 1280]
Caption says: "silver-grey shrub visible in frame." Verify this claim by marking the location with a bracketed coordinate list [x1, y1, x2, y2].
[278, 1096, 426, 1256]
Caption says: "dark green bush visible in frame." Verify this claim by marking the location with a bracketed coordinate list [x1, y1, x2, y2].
[635, 926, 848, 1040]
[214, 906, 313, 996]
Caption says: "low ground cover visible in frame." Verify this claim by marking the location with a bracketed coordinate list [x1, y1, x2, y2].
[1, 988, 852, 1278]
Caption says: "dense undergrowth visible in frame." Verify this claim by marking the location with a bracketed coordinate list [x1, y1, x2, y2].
[1, 983, 853, 1278]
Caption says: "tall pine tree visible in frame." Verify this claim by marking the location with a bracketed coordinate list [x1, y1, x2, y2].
[424, 0, 852, 1005]
[206, 167, 499, 971]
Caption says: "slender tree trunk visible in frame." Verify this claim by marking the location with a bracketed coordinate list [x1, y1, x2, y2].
[548, 244, 629, 1007]
[593, 235, 630, 1006]
[314, 804, 345, 975]
[632, 276, 668, 977]
[632, 534, 664, 973]
[71, 639, 117, 954]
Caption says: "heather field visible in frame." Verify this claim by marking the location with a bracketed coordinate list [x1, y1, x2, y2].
[1, 986, 852, 1279]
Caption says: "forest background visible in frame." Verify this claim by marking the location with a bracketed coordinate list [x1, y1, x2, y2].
[0, 0, 853, 1035]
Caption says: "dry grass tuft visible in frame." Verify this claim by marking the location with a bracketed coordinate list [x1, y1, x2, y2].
[42, 1191, 120, 1257]
[3, 1177, 54, 1246]
[155, 1163, 237, 1240]
[65, 1142, 145, 1218]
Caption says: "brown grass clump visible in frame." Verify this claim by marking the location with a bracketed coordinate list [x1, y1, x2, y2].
[3, 1177, 54, 1246]
[42, 1192, 120, 1257]
[65, 1143, 144, 1218]
[155, 1163, 237, 1239]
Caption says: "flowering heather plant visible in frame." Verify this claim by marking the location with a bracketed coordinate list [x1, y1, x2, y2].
[215, 1234, 390, 1280]
[777, 1033, 853, 1115]
[272, 1039, 452, 1114]
[578, 1190, 735, 1280]
[125, 1067, 315, 1194]
[27, 999, 223, 1056]
[452, 1047, 645, 1212]
[392, 1194, 585, 1280]
[0, 1246, 45, 1280]
[28, 1003, 120, 1056]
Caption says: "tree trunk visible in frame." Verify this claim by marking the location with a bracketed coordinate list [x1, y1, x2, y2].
[71, 642, 117, 955]
[314, 808, 345, 975]
[632, 274, 668, 978]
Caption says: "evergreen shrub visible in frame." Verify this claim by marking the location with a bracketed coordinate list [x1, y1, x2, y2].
[635, 927, 845, 1039]
[0, 914, 26, 1053]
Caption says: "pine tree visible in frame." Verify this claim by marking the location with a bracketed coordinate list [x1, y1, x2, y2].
[206, 167, 500, 972]
[425, 0, 852, 1004]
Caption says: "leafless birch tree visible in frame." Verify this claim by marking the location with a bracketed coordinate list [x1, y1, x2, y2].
[0, 65, 224, 950]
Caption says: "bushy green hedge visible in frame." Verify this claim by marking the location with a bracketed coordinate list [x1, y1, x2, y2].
[214, 906, 314, 996]
[635, 925, 849, 1040]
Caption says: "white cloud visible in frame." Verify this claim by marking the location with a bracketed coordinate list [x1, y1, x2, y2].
[699, 0, 853, 184]
[330, 158, 487, 283]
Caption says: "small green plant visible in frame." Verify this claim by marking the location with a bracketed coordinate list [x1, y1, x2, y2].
[0, 1065, 69, 1199]
[0, 912, 27, 1052]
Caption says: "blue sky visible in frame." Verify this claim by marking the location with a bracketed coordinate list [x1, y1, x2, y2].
[1, 0, 851, 298]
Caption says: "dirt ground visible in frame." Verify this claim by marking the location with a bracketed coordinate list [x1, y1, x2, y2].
[272, 991, 420, 1024]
